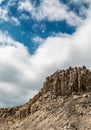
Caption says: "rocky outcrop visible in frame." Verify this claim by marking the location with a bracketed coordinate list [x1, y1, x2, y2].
[0, 66, 91, 130]
[42, 66, 91, 96]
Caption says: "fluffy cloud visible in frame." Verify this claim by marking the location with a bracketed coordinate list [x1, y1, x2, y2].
[32, 0, 82, 26]
[0, 0, 88, 26]
[0, 0, 91, 107]
[0, 31, 39, 107]
[32, 36, 44, 45]
[18, 0, 33, 12]
[1, 11, 91, 107]
[69, 0, 91, 17]
[0, 7, 8, 21]
[0, 0, 20, 25]
[17, 0, 83, 26]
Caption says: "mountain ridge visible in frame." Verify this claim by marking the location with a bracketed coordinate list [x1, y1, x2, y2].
[0, 66, 91, 130]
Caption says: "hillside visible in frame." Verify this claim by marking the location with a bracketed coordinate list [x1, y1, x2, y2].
[0, 66, 91, 130]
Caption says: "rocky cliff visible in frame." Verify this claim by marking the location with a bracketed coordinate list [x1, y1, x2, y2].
[0, 66, 91, 130]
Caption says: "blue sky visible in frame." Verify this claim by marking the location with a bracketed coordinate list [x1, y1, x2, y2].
[0, 0, 91, 107]
[0, 0, 77, 53]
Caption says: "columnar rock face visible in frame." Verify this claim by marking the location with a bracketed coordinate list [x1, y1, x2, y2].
[42, 66, 91, 96]
[0, 66, 91, 130]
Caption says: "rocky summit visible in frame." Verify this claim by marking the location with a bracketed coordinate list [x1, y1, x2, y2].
[1, 66, 91, 130]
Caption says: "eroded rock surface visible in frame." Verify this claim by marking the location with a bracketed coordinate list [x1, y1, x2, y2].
[42, 66, 91, 96]
[0, 66, 91, 130]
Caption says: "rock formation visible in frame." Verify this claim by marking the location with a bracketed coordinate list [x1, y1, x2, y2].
[42, 66, 91, 95]
[0, 66, 91, 130]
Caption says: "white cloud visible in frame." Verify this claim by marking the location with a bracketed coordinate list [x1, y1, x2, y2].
[0, 0, 20, 25]
[32, 36, 44, 45]
[0, 0, 89, 26]
[31, 0, 82, 26]
[11, 17, 20, 25]
[70, 0, 91, 4]
[19, 14, 30, 20]
[18, 0, 33, 12]
[0, 0, 4, 4]
[0, 31, 39, 107]
[0, 0, 91, 108]
[0, 0, 90, 26]
[0, 7, 8, 21]
[69, 0, 91, 18]
[32, 0, 81, 25]
[17, 0, 83, 26]
[0, 13, 91, 107]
